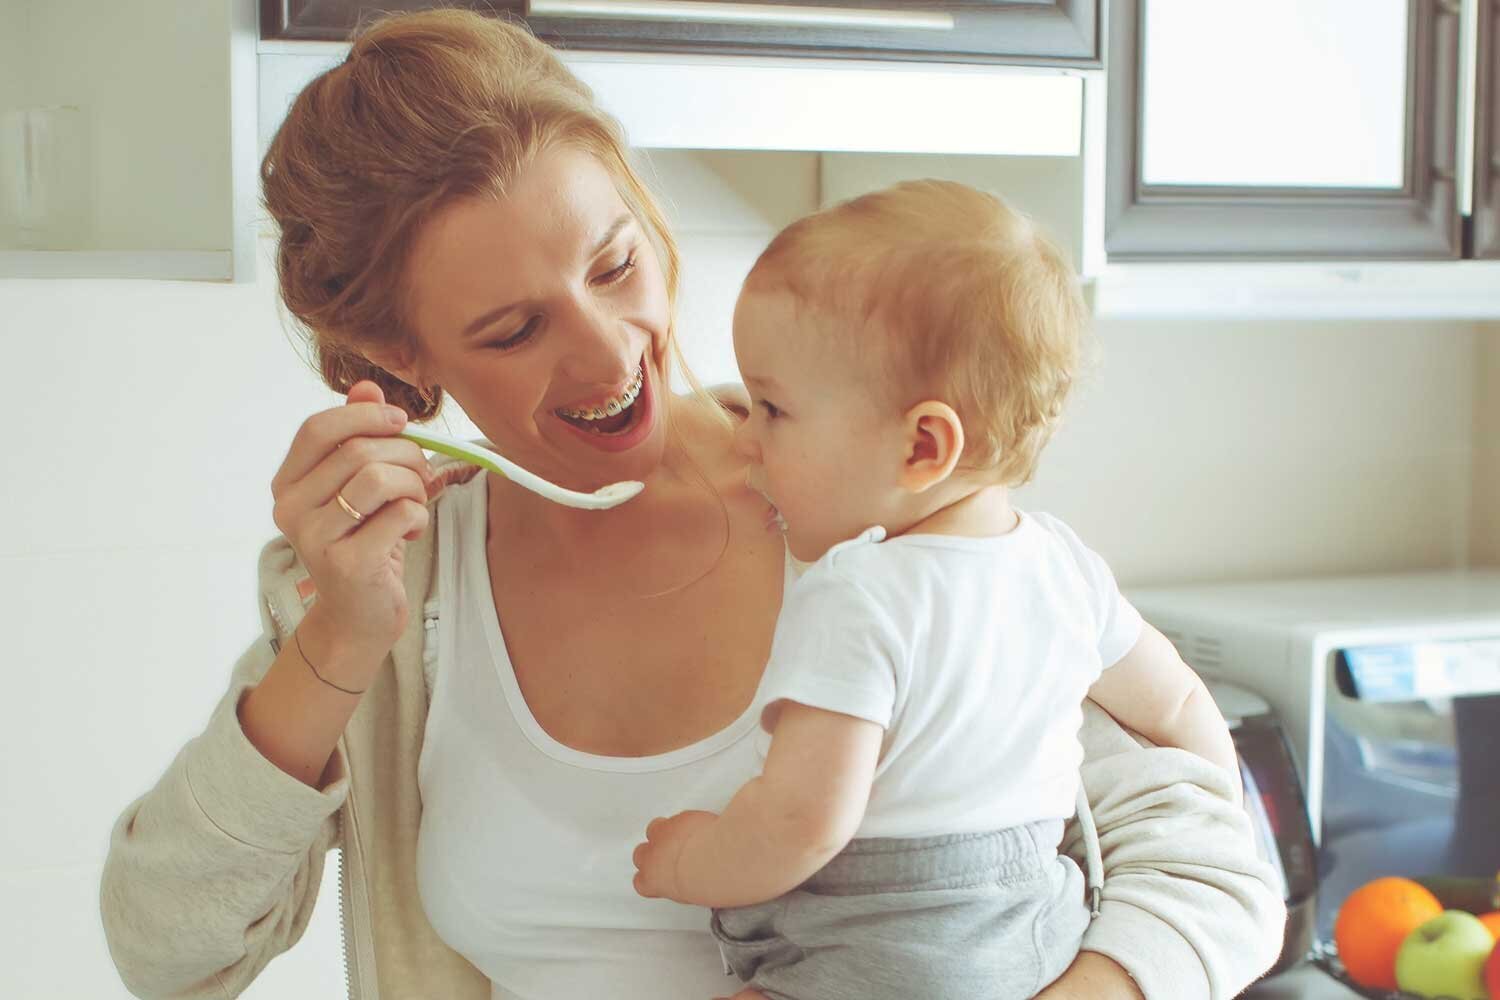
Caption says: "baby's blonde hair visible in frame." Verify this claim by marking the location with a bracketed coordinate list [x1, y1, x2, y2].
[745, 179, 1086, 487]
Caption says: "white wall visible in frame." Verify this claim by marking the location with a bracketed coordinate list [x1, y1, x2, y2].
[1474, 323, 1500, 567]
[1033, 318, 1475, 583]
[0, 149, 1487, 998]
[0, 238, 351, 1000]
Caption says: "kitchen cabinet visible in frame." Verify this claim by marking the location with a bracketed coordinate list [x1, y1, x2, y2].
[0, 0, 259, 281]
[1105, 0, 1470, 261]
[1476, 0, 1500, 258]
[260, 0, 1101, 67]
[257, 43, 1086, 162]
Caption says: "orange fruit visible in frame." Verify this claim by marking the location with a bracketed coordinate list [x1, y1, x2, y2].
[1334, 877, 1445, 991]
[1478, 911, 1500, 939]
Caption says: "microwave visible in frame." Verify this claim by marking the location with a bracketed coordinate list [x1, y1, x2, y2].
[1206, 679, 1320, 977]
[1129, 570, 1500, 946]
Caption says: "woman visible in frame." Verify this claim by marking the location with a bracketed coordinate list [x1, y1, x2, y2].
[99, 11, 1283, 1000]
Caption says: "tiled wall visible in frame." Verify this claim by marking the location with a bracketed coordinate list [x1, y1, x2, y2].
[0, 150, 1487, 998]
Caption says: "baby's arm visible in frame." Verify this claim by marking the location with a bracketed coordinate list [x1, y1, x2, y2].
[632, 702, 881, 909]
[1086, 624, 1240, 786]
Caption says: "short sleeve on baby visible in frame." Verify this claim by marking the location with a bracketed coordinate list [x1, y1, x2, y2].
[756, 551, 904, 734]
[1028, 513, 1144, 669]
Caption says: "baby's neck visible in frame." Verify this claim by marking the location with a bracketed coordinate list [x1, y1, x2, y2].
[896, 484, 1019, 540]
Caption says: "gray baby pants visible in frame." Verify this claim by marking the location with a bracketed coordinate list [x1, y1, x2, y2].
[709, 821, 1090, 1000]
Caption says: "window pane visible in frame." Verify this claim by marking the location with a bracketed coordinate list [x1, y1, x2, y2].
[1141, 0, 1409, 189]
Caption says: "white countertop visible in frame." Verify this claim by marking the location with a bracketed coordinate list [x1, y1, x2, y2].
[1243, 965, 1368, 1000]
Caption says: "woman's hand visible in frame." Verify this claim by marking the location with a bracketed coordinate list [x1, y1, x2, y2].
[1035, 951, 1145, 1000]
[269, 379, 443, 675]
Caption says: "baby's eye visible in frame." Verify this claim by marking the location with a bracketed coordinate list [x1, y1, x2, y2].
[758, 400, 781, 420]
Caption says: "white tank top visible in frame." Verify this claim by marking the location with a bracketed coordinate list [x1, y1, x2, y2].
[417, 472, 785, 1000]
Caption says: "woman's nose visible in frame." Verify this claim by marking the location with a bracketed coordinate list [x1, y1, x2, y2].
[732, 418, 760, 462]
[558, 298, 635, 386]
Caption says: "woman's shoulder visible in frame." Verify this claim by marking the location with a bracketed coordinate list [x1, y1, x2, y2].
[426, 461, 486, 557]
[670, 389, 747, 478]
[425, 442, 489, 540]
[702, 382, 750, 419]
[430, 447, 486, 489]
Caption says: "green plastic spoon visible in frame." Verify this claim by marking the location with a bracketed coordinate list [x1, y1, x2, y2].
[399, 425, 644, 511]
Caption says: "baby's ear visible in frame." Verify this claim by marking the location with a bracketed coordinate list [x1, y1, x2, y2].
[899, 401, 964, 493]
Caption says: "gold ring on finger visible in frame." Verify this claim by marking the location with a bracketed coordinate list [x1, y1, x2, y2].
[335, 492, 365, 522]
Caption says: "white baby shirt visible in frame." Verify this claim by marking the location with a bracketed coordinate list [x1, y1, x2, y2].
[756, 510, 1144, 839]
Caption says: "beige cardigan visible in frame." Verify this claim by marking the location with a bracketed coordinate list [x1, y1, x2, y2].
[100, 453, 1286, 1000]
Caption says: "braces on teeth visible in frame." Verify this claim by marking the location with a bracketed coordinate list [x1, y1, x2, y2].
[558, 365, 644, 421]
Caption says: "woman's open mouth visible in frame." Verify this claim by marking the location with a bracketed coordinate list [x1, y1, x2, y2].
[551, 360, 656, 453]
[555, 363, 644, 434]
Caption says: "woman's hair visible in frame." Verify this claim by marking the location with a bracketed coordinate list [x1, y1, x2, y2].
[261, 8, 705, 422]
[745, 179, 1088, 488]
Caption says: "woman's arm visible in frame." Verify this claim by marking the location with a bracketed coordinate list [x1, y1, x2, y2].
[1055, 701, 1285, 1000]
[100, 544, 349, 999]
[1036, 951, 1146, 1000]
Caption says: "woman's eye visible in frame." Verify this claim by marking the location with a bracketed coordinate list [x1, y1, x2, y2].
[490, 315, 540, 351]
[594, 250, 638, 287]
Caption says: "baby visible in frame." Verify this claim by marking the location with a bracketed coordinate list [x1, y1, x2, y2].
[632, 180, 1238, 1000]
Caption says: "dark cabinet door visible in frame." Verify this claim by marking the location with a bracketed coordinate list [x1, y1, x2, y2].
[261, 0, 1099, 66]
[1476, 0, 1500, 258]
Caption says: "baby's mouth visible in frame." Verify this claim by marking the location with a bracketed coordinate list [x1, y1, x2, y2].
[746, 470, 788, 532]
[554, 363, 645, 435]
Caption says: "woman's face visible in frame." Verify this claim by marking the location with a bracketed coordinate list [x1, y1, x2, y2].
[403, 145, 672, 492]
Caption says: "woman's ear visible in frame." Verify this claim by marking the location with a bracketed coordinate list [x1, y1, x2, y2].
[899, 401, 964, 493]
[362, 343, 424, 394]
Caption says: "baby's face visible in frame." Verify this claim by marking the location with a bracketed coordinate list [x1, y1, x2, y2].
[731, 285, 906, 562]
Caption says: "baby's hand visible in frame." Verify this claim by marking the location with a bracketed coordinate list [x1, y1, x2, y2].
[631, 810, 718, 901]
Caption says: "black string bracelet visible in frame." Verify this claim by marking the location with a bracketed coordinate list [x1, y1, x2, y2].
[294, 629, 367, 696]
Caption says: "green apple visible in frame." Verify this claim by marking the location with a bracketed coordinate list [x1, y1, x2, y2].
[1395, 910, 1494, 1000]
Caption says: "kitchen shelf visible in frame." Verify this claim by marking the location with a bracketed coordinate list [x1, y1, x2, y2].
[258, 46, 1087, 160]
[1087, 260, 1500, 320]
[0, 251, 233, 281]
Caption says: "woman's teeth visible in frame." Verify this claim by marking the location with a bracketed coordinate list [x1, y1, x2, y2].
[557, 365, 644, 423]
